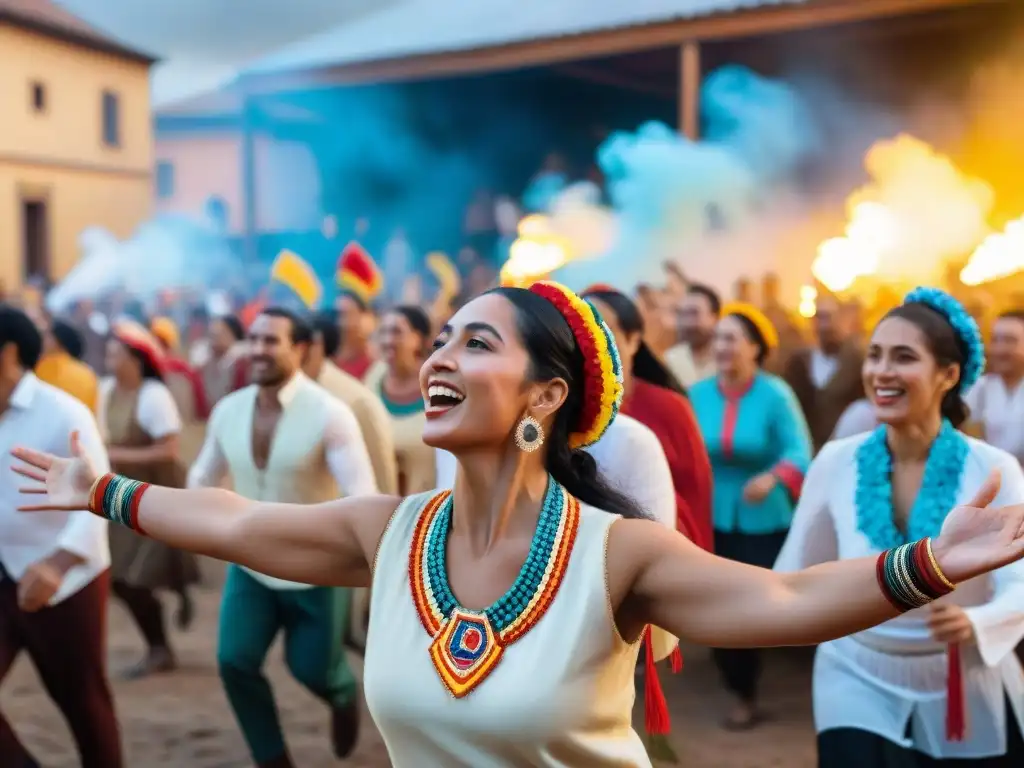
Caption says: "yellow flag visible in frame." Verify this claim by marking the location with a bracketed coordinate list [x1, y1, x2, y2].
[270, 249, 322, 309]
[427, 252, 461, 302]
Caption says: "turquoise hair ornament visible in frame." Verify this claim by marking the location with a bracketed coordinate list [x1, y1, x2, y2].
[902, 287, 985, 391]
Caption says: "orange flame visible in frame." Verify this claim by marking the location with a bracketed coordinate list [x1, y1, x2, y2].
[812, 135, 994, 292]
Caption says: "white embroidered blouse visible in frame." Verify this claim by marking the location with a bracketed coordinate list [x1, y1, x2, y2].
[775, 432, 1024, 759]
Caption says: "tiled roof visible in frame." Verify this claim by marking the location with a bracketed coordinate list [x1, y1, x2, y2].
[0, 0, 156, 62]
[245, 0, 808, 75]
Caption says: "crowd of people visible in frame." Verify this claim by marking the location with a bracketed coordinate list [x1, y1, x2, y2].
[1, 247, 1024, 768]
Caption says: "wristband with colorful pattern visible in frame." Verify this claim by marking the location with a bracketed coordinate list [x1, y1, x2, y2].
[876, 537, 956, 612]
[88, 472, 151, 535]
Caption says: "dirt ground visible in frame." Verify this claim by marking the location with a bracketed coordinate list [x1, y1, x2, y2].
[2, 563, 819, 767]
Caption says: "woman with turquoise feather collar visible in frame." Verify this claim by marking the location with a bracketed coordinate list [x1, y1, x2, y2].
[776, 287, 1024, 766]
[689, 301, 813, 729]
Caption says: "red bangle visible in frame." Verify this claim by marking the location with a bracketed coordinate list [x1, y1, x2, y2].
[128, 482, 151, 536]
[88, 473, 115, 516]
[875, 551, 906, 612]
[912, 538, 947, 596]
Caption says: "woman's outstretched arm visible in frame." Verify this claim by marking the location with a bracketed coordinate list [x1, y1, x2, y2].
[13, 430, 403, 588]
[611, 520, 896, 647]
[611, 471, 1022, 648]
[134, 486, 401, 587]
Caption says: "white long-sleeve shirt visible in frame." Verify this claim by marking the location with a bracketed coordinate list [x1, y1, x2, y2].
[776, 432, 1024, 759]
[965, 374, 1024, 465]
[0, 374, 111, 605]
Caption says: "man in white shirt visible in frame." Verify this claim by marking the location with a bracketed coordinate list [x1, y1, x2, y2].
[188, 307, 378, 768]
[0, 305, 121, 768]
[966, 310, 1024, 465]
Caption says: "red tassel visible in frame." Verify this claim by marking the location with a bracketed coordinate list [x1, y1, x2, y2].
[946, 644, 966, 741]
[669, 646, 683, 674]
[644, 628, 671, 736]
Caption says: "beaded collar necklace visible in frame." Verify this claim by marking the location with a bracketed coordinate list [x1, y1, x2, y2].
[409, 479, 580, 697]
[855, 420, 968, 550]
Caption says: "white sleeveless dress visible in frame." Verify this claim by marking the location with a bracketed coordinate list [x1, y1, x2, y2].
[364, 491, 652, 767]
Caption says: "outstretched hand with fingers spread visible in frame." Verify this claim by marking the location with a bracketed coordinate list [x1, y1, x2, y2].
[10, 430, 100, 512]
[932, 470, 1024, 584]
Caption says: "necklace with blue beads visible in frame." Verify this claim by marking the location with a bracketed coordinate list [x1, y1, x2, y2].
[855, 419, 968, 550]
[409, 478, 580, 697]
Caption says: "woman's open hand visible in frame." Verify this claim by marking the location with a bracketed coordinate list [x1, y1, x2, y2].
[10, 430, 100, 512]
[933, 471, 1024, 584]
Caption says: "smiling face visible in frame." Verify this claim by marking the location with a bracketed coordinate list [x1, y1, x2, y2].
[248, 313, 303, 386]
[378, 311, 426, 370]
[713, 315, 762, 376]
[419, 292, 568, 453]
[863, 315, 959, 427]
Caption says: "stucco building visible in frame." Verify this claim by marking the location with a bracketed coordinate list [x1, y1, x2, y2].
[0, 0, 155, 291]
[154, 91, 322, 237]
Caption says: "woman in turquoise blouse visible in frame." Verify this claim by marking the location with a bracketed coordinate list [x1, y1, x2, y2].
[690, 301, 812, 731]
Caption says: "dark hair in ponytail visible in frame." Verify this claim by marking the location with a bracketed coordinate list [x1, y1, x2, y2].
[488, 287, 648, 520]
[883, 302, 969, 427]
[583, 289, 687, 398]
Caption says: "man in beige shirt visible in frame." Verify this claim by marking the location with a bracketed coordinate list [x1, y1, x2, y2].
[305, 315, 398, 495]
[304, 315, 398, 655]
[664, 283, 720, 387]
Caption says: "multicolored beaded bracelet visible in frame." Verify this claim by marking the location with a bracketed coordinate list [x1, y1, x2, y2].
[876, 538, 956, 612]
[88, 473, 151, 535]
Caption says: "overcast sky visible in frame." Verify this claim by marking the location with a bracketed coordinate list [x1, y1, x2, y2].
[56, 0, 393, 106]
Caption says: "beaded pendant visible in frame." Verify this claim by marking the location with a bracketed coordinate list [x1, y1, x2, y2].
[409, 480, 580, 697]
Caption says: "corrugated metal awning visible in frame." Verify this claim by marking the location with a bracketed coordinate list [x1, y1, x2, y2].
[244, 0, 807, 76]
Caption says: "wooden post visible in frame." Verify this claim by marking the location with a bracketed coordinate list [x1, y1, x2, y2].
[678, 40, 701, 140]
[241, 98, 258, 263]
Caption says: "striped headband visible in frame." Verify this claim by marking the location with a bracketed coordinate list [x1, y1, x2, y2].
[528, 281, 624, 449]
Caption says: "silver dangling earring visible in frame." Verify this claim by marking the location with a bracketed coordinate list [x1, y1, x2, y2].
[514, 415, 544, 452]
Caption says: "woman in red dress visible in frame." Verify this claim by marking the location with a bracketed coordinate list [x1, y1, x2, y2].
[584, 286, 713, 551]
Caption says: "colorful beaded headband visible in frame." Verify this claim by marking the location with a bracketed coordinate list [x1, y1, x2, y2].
[721, 301, 780, 350]
[902, 287, 985, 391]
[528, 281, 623, 449]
